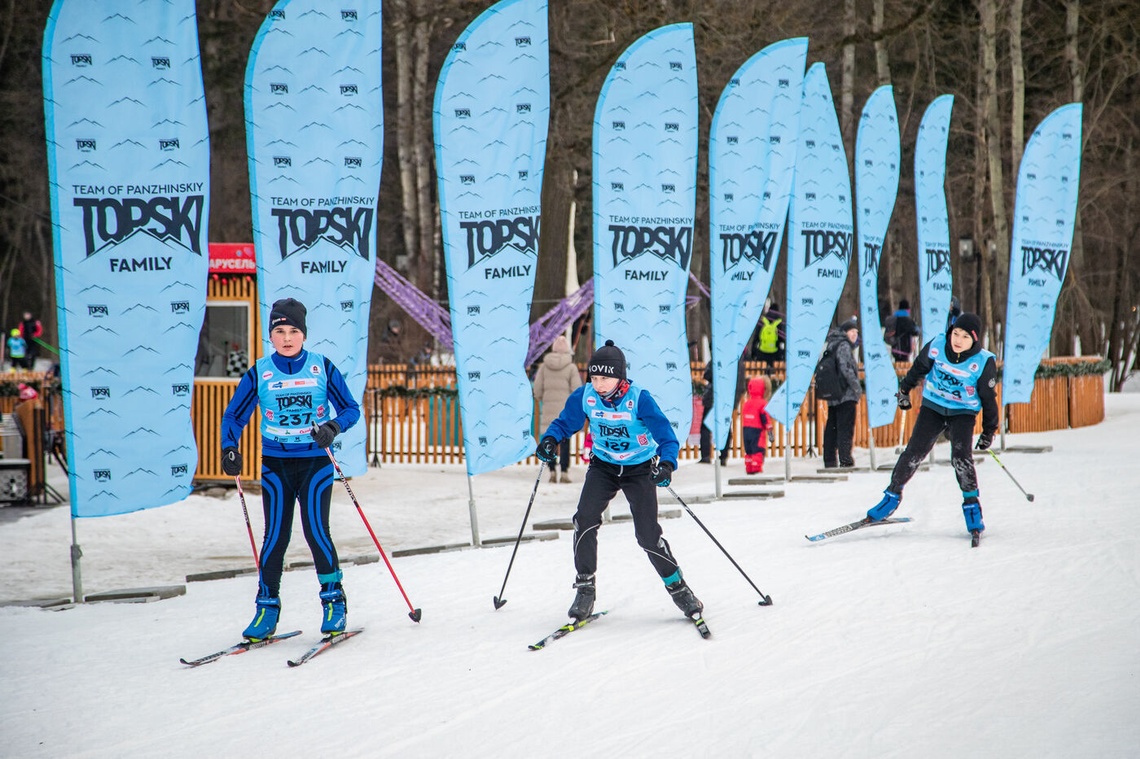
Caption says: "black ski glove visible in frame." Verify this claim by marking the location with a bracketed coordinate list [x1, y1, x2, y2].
[975, 431, 994, 451]
[221, 447, 242, 476]
[895, 389, 912, 410]
[650, 460, 674, 488]
[311, 420, 341, 448]
[536, 436, 558, 465]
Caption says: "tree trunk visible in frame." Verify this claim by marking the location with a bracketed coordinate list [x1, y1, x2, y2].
[1064, 0, 1086, 271]
[980, 0, 1010, 348]
[392, 0, 419, 275]
[840, 0, 856, 145]
[411, 0, 437, 300]
[972, 36, 991, 332]
[872, 0, 891, 85]
[1008, 0, 1025, 175]
[1107, 137, 1136, 390]
[534, 149, 572, 323]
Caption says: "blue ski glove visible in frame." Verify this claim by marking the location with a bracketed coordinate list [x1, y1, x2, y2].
[975, 430, 994, 451]
[895, 389, 912, 410]
[536, 436, 558, 465]
[311, 420, 341, 449]
[221, 447, 242, 476]
[650, 460, 674, 488]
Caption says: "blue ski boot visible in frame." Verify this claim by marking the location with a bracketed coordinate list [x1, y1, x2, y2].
[962, 493, 985, 534]
[867, 489, 902, 521]
[242, 596, 280, 641]
[319, 583, 348, 635]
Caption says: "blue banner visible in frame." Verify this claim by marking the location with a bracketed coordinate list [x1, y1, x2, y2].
[43, 0, 209, 517]
[434, 0, 549, 475]
[1002, 103, 1083, 404]
[768, 63, 853, 428]
[854, 85, 901, 428]
[914, 95, 954, 347]
[593, 24, 698, 439]
[246, 1, 383, 477]
[707, 38, 808, 447]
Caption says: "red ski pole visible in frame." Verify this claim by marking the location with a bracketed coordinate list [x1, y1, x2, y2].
[320, 439, 422, 622]
[234, 475, 260, 567]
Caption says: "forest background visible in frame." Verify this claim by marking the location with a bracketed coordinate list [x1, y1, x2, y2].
[1, 0, 1137, 389]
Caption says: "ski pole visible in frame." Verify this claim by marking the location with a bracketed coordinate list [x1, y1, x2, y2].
[493, 461, 546, 610]
[665, 485, 773, 606]
[320, 439, 422, 622]
[234, 475, 260, 567]
[986, 449, 1035, 502]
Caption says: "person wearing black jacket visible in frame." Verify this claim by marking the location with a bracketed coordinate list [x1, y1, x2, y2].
[821, 320, 862, 468]
[865, 313, 998, 542]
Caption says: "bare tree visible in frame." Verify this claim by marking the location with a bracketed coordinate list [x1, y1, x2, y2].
[979, 0, 1011, 347]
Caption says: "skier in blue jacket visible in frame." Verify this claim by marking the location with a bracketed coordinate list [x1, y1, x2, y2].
[220, 298, 361, 639]
[535, 340, 703, 622]
[866, 312, 998, 544]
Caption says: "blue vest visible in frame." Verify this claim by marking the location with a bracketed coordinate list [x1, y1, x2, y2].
[582, 383, 658, 465]
[7, 336, 26, 359]
[923, 336, 994, 414]
[256, 352, 331, 444]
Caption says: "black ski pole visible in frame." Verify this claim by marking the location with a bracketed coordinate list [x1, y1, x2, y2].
[666, 485, 773, 606]
[493, 461, 546, 609]
[317, 431, 422, 622]
[986, 449, 1035, 502]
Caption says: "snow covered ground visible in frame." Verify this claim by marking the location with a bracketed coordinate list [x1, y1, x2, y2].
[2, 394, 1138, 758]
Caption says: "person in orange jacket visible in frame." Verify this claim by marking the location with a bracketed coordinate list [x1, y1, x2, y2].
[741, 376, 771, 474]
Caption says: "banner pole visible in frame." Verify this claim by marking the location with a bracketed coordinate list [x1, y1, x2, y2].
[784, 376, 792, 482]
[868, 419, 877, 471]
[69, 514, 83, 604]
[713, 457, 722, 499]
[467, 475, 481, 547]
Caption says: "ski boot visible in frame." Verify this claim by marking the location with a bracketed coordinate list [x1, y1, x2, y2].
[242, 595, 281, 641]
[319, 583, 348, 635]
[867, 489, 902, 522]
[962, 493, 984, 545]
[567, 574, 596, 621]
[664, 574, 703, 618]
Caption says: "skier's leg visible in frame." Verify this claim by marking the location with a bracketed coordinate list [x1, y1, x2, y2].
[571, 461, 619, 577]
[948, 414, 985, 533]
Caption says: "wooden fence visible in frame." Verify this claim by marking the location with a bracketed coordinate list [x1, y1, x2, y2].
[184, 356, 1105, 480]
[0, 361, 1104, 482]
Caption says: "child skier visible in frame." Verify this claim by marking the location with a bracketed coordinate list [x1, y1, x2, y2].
[220, 298, 361, 639]
[740, 376, 771, 474]
[865, 312, 998, 544]
[535, 340, 703, 622]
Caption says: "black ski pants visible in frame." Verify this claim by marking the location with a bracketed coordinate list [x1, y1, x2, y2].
[889, 406, 980, 496]
[823, 400, 857, 467]
[572, 458, 680, 579]
[256, 455, 340, 599]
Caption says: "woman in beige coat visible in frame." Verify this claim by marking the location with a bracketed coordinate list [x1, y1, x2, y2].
[533, 335, 582, 482]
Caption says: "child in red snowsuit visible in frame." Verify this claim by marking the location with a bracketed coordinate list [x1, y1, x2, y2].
[741, 377, 771, 474]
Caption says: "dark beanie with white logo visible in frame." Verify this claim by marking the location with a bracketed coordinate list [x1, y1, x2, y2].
[269, 298, 307, 336]
[588, 339, 626, 380]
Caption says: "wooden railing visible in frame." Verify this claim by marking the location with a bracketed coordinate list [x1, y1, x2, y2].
[178, 356, 1107, 480]
[192, 379, 262, 481]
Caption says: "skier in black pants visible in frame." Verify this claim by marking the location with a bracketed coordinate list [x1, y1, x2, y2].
[535, 340, 703, 622]
[866, 313, 998, 543]
[221, 298, 361, 639]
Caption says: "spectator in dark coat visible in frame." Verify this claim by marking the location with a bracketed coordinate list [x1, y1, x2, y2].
[822, 320, 862, 468]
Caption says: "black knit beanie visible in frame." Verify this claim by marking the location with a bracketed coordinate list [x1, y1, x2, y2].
[951, 312, 982, 343]
[588, 339, 626, 380]
[269, 298, 307, 335]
